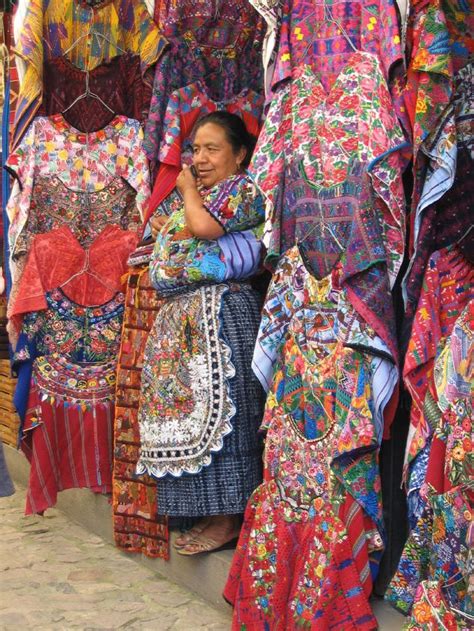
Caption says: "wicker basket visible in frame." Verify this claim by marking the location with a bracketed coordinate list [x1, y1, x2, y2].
[0, 359, 20, 447]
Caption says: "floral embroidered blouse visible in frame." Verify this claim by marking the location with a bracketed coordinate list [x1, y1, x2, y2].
[11, 0, 166, 147]
[6, 115, 150, 264]
[149, 174, 265, 294]
[249, 52, 407, 288]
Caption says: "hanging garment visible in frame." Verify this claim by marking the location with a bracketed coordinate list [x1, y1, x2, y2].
[113, 266, 169, 559]
[405, 580, 472, 630]
[5, 114, 148, 304]
[9, 224, 137, 336]
[267, 0, 403, 93]
[402, 62, 474, 336]
[403, 249, 473, 469]
[225, 246, 393, 628]
[250, 52, 407, 289]
[11, 0, 166, 147]
[38, 53, 153, 132]
[247, 0, 282, 97]
[143, 22, 264, 165]
[21, 355, 116, 515]
[385, 487, 472, 617]
[145, 84, 264, 223]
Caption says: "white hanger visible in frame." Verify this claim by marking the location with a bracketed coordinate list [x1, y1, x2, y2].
[62, 69, 114, 115]
[304, 0, 358, 59]
[62, 26, 127, 59]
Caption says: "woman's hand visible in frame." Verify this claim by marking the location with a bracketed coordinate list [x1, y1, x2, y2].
[150, 215, 168, 239]
[176, 165, 198, 195]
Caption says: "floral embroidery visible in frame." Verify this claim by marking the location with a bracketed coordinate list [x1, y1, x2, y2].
[136, 284, 236, 478]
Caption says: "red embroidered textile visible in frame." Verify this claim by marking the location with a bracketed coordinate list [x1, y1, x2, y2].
[113, 266, 169, 559]
[10, 224, 138, 333]
[21, 356, 115, 515]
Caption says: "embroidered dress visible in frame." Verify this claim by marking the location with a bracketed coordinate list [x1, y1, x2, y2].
[6, 115, 149, 268]
[225, 246, 392, 629]
[11, 0, 166, 147]
[144, 84, 264, 224]
[136, 173, 265, 516]
[406, 580, 472, 630]
[38, 53, 153, 132]
[113, 267, 169, 559]
[250, 52, 407, 289]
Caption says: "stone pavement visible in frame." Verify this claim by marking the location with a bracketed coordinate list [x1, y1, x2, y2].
[0, 486, 231, 630]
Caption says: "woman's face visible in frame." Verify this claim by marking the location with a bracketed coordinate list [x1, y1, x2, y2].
[192, 122, 246, 188]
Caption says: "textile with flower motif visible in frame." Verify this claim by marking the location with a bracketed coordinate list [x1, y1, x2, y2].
[250, 52, 406, 290]
[149, 174, 264, 295]
[20, 355, 116, 515]
[5, 115, 149, 277]
[145, 84, 264, 223]
[113, 267, 169, 559]
[12, 0, 166, 147]
[403, 248, 473, 476]
[406, 580, 471, 630]
[38, 53, 153, 132]
[386, 488, 472, 616]
[425, 302, 474, 494]
[136, 284, 236, 478]
[403, 63, 474, 334]
[225, 245, 393, 628]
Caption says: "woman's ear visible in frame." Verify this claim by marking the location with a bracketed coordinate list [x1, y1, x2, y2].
[237, 146, 247, 169]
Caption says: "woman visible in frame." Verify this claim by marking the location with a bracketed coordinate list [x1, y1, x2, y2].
[136, 112, 266, 555]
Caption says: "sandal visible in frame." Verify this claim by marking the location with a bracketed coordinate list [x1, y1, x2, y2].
[173, 518, 211, 550]
[176, 531, 240, 556]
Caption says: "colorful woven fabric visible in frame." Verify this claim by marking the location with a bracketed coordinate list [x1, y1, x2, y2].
[38, 53, 153, 132]
[5, 114, 149, 274]
[155, 284, 264, 516]
[144, 16, 264, 165]
[225, 244, 393, 627]
[15, 289, 124, 364]
[271, 0, 402, 91]
[405, 580, 471, 630]
[136, 283, 237, 478]
[11, 0, 166, 147]
[403, 248, 473, 476]
[249, 52, 406, 289]
[386, 487, 472, 616]
[145, 84, 264, 223]
[21, 355, 116, 515]
[149, 174, 264, 294]
[113, 266, 169, 559]
[9, 225, 137, 338]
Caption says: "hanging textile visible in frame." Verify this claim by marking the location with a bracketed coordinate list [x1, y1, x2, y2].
[11, 0, 167, 148]
[113, 267, 169, 559]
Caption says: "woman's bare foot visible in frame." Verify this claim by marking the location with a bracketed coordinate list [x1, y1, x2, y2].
[176, 514, 241, 556]
[174, 517, 212, 549]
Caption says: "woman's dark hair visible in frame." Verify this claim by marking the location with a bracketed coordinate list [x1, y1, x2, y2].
[193, 111, 257, 169]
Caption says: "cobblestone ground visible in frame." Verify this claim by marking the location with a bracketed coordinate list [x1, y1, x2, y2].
[0, 486, 231, 630]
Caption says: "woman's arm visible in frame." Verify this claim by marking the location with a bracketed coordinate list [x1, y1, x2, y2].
[176, 166, 225, 240]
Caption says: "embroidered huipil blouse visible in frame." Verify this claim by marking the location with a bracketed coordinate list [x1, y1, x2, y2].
[6, 115, 150, 267]
[38, 53, 152, 132]
[250, 52, 407, 289]
[225, 246, 391, 629]
[149, 174, 265, 295]
[269, 0, 403, 92]
[145, 84, 264, 224]
[11, 0, 167, 147]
